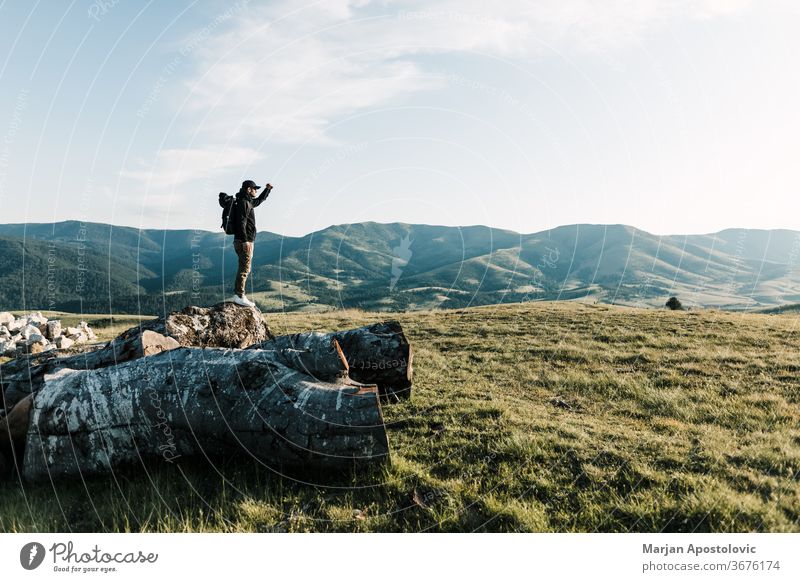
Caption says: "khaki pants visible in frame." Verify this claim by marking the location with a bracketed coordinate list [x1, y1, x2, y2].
[233, 240, 253, 296]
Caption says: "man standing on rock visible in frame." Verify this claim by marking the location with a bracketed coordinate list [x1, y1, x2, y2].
[231, 179, 273, 307]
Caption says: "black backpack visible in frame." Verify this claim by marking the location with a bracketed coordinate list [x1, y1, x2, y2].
[219, 192, 236, 235]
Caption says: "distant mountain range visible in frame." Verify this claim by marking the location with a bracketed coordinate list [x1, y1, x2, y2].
[1, 220, 798, 314]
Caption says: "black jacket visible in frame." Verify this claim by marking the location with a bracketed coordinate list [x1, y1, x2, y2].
[233, 188, 270, 242]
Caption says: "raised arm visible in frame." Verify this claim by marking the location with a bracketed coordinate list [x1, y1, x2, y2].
[251, 183, 272, 208]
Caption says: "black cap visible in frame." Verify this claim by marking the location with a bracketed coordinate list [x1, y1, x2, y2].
[242, 179, 261, 190]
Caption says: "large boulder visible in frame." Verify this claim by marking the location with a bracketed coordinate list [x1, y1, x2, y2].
[139, 302, 274, 348]
[22, 345, 388, 482]
[0, 313, 13, 328]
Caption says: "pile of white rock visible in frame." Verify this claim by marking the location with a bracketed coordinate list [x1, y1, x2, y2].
[0, 312, 97, 357]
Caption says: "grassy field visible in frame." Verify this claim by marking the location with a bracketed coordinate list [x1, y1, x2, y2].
[1, 302, 798, 532]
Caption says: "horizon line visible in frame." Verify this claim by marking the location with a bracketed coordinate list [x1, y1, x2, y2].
[0, 218, 797, 240]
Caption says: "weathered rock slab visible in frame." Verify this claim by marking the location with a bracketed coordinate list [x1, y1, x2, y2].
[22, 347, 389, 481]
[139, 302, 275, 348]
[252, 321, 413, 399]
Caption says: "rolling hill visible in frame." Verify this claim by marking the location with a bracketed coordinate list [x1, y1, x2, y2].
[0, 220, 798, 314]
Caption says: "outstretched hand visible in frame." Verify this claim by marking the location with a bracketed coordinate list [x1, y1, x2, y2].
[265, 183, 273, 193]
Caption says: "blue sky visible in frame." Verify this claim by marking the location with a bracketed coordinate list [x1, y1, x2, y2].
[0, 0, 798, 237]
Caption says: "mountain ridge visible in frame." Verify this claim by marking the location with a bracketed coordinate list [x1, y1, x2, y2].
[0, 220, 798, 314]
[7, 217, 796, 238]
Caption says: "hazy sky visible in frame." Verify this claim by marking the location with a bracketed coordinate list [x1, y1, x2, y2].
[0, 0, 798, 237]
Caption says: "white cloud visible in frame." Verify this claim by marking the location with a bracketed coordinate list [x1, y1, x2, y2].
[120, 0, 760, 206]
[121, 145, 265, 189]
[118, 145, 267, 227]
[175, 0, 756, 146]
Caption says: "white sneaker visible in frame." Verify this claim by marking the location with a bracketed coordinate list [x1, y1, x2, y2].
[232, 294, 256, 308]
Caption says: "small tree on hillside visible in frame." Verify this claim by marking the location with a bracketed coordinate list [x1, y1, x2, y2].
[666, 296, 683, 310]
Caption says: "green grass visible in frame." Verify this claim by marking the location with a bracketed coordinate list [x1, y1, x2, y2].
[1, 302, 799, 532]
